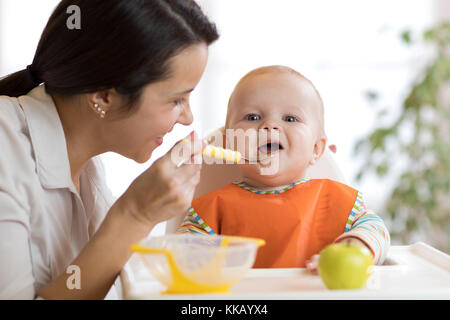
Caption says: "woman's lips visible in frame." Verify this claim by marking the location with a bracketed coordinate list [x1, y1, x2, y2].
[155, 137, 163, 146]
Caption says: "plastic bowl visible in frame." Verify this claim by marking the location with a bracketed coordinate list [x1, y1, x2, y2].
[130, 234, 265, 294]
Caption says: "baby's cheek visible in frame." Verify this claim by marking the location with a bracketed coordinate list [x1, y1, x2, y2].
[226, 128, 259, 157]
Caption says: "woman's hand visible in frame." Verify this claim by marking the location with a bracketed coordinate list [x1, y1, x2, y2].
[116, 131, 205, 231]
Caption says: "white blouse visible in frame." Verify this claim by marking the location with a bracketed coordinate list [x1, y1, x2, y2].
[0, 85, 115, 299]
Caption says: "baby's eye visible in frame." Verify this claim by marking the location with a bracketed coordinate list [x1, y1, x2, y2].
[246, 114, 261, 121]
[283, 115, 298, 122]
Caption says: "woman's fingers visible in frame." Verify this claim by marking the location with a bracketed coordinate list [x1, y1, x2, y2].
[121, 131, 205, 227]
[147, 132, 203, 221]
[149, 131, 201, 184]
[162, 131, 204, 168]
[167, 163, 201, 207]
[156, 176, 199, 223]
[167, 131, 203, 189]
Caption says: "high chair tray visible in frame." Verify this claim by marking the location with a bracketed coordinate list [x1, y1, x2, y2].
[119, 242, 450, 299]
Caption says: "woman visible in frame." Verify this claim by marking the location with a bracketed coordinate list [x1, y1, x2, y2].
[0, 0, 218, 299]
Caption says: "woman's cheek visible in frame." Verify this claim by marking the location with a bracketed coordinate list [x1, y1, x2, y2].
[169, 107, 183, 127]
[154, 108, 179, 132]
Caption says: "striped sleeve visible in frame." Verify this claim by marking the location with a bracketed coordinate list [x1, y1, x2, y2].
[176, 206, 216, 235]
[334, 192, 390, 265]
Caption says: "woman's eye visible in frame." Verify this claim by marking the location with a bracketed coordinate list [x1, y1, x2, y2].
[173, 98, 185, 106]
[246, 114, 261, 121]
[283, 115, 297, 122]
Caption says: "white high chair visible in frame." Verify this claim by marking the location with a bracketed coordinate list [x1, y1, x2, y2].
[165, 127, 347, 233]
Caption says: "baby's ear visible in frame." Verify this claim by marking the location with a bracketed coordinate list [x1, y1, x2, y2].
[309, 137, 327, 166]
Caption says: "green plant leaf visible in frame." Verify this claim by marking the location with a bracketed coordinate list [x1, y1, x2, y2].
[355, 22, 450, 253]
[401, 30, 412, 44]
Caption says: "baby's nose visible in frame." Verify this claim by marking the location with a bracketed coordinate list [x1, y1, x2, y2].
[259, 118, 279, 130]
[261, 122, 280, 131]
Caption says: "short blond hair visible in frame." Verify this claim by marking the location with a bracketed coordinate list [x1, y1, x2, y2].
[226, 65, 325, 137]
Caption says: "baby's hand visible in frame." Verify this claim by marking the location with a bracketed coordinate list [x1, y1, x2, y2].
[306, 238, 368, 275]
[305, 254, 320, 275]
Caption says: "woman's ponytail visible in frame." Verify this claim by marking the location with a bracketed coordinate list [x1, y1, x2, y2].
[0, 65, 42, 97]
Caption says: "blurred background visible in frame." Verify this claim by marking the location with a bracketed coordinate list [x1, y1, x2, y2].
[0, 0, 448, 252]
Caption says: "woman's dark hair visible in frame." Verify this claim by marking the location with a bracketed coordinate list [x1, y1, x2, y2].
[0, 0, 219, 112]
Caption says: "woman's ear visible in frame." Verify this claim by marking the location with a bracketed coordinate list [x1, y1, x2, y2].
[309, 137, 327, 166]
[86, 89, 117, 116]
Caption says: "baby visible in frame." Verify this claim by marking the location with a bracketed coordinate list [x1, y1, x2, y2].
[177, 65, 390, 269]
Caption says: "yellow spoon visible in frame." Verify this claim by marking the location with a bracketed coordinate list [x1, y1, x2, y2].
[179, 138, 276, 164]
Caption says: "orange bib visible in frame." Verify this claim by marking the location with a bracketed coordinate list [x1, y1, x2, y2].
[191, 179, 358, 268]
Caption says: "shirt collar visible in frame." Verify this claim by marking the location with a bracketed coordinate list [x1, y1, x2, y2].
[18, 85, 73, 190]
[233, 178, 310, 194]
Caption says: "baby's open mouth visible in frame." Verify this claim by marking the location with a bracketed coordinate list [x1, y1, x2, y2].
[258, 141, 284, 156]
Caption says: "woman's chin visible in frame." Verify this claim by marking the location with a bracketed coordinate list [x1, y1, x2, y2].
[134, 156, 150, 164]
[130, 148, 154, 164]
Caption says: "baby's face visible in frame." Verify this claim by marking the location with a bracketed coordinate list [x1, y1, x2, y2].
[225, 72, 326, 187]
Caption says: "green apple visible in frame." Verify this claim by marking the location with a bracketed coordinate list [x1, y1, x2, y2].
[318, 242, 373, 290]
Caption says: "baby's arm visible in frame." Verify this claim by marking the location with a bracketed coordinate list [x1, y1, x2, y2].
[307, 198, 390, 273]
[176, 206, 216, 235]
[334, 209, 390, 265]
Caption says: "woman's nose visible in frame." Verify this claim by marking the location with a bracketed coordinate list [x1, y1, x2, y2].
[177, 104, 193, 126]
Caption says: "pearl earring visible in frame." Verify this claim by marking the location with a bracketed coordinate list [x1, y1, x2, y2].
[94, 103, 106, 118]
